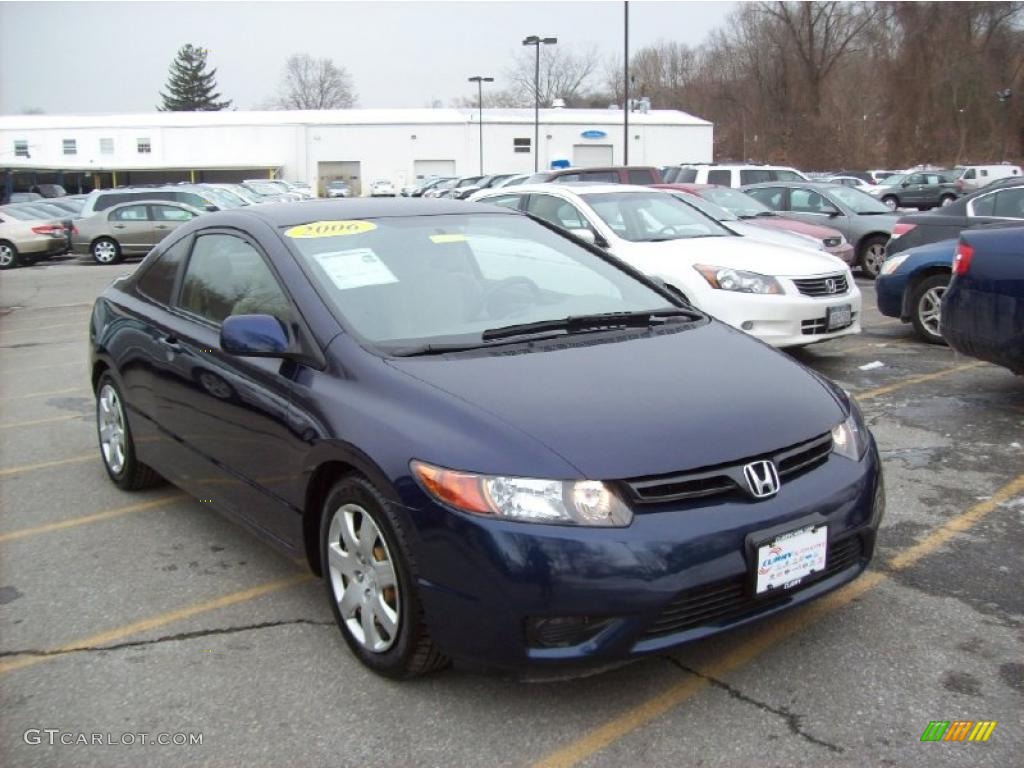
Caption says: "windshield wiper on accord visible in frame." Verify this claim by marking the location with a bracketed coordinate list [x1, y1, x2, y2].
[481, 308, 702, 342]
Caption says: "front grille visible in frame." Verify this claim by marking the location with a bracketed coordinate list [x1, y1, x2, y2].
[792, 273, 849, 297]
[801, 311, 857, 335]
[823, 237, 843, 248]
[643, 536, 865, 638]
[623, 432, 832, 505]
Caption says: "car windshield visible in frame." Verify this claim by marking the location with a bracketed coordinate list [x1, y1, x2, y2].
[827, 186, 892, 213]
[671, 192, 739, 221]
[880, 174, 907, 186]
[246, 182, 282, 196]
[285, 212, 678, 349]
[198, 187, 239, 209]
[696, 186, 772, 218]
[582, 191, 730, 241]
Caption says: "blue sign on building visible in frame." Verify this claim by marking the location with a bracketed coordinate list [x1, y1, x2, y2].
[580, 130, 607, 139]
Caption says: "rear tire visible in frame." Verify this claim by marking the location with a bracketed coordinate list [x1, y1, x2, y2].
[95, 373, 164, 490]
[858, 235, 889, 279]
[92, 237, 122, 264]
[939, 194, 956, 207]
[909, 273, 949, 345]
[0, 240, 20, 269]
[320, 475, 449, 679]
[882, 196, 898, 211]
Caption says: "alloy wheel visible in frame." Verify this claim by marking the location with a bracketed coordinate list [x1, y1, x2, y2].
[326, 503, 401, 653]
[917, 285, 946, 338]
[883, 197, 898, 211]
[0, 244, 14, 267]
[97, 383, 126, 474]
[863, 244, 886, 277]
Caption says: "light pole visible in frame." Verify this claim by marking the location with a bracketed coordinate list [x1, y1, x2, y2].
[468, 75, 494, 176]
[623, 1, 629, 165]
[522, 35, 557, 172]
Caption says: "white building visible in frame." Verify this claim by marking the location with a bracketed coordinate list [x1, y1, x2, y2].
[0, 108, 712, 197]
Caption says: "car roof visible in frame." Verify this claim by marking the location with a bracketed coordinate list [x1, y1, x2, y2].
[741, 181, 846, 190]
[477, 182, 660, 197]
[221, 198, 516, 225]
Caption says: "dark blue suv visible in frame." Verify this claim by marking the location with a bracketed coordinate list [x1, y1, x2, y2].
[89, 199, 883, 678]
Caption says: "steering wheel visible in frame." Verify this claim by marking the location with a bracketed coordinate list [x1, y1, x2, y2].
[657, 225, 682, 237]
[484, 277, 542, 320]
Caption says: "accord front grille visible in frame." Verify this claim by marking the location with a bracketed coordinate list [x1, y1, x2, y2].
[792, 274, 849, 297]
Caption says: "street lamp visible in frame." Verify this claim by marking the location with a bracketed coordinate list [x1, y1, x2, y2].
[522, 35, 557, 172]
[997, 88, 1012, 160]
[468, 75, 494, 176]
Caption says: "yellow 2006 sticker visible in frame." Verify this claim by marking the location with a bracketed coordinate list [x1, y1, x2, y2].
[285, 220, 377, 238]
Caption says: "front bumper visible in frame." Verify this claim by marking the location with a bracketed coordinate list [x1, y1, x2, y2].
[401, 445, 882, 672]
[875, 271, 909, 319]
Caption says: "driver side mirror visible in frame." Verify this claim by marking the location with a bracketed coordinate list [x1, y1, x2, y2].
[221, 314, 291, 357]
[205, 205, 218, 212]
[825, 208, 841, 218]
[901, 182, 911, 188]
[569, 228, 597, 245]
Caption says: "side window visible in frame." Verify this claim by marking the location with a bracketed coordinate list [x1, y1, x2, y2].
[95, 194, 129, 212]
[979, 169, 988, 178]
[136, 236, 190, 305]
[627, 169, 655, 184]
[992, 188, 1024, 218]
[553, 173, 582, 183]
[526, 194, 589, 230]
[580, 171, 618, 183]
[774, 170, 803, 182]
[970, 192, 997, 217]
[110, 204, 150, 222]
[963, 169, 976, 179]
[789, 189, 834, 214]
[480, 194, 523, 210]
[177, 234, 291, 325]
[707, 170, 732, 186]
[152, 205, 195, 222]
[745, 187, 786, 210]
[907, 174, 924, 185]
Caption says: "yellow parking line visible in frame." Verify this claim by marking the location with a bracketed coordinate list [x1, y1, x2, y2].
[856, 362, 985, 401]
[6, 387, 87, 401]
[0, 453, 95, 478]
[0, 495, 184, 544]
[0, 321, 87, 335]
[531, 471, 1024, 768]
[0, 573, 314, 675]
[0, 414, 80, 430]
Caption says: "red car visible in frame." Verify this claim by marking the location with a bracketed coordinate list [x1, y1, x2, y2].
[652, 183, 856, 265]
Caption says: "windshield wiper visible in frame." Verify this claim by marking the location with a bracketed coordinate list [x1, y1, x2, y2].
[481, 308, 701, 342]
[753, 211, 777, 218]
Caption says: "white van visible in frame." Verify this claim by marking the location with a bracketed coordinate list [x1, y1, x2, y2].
[669, 164, 809, 188]
[954, 164, 1022, 193]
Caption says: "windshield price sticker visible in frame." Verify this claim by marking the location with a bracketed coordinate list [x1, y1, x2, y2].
[312, 248, 398, 290]
[285, 220, 377, 239]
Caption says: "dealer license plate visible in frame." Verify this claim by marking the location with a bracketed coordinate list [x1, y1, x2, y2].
[755, 525, 828, 594]
[826, 304, 852, 330]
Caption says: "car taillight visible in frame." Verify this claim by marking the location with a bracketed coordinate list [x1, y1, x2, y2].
[71, 225, 79, 235]
[890, 222, 916, 239]
[31, 224, 62, 235]
[952, 241, 973, 275]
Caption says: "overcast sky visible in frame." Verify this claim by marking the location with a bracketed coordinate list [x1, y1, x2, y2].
[0, 1, 734, 115]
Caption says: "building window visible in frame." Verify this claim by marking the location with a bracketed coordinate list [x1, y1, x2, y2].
[100, 138, 114, 155]
[137, 138, 152, 154]
[63, 139, 77, 155]
[513, 137, 531, 153]
[14, 140, 28, 158]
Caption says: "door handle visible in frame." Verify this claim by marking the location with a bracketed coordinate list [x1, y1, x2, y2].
[113, 224, 126, 229]
[154, 225, 169, 230]
[159, 335, 183, 353]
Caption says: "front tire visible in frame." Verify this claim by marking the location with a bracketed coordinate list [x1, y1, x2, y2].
[92, 237, 122, 264]
[95, 373, 164, 490]
[320, 475, 448, 678]
[0, 240, 21, 269]
[858, 235, 889, 279]
[909, 273, 949, 344]
[882, 196, 898, 211]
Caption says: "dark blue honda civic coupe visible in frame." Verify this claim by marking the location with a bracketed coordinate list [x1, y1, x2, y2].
[89, 198, 883, 678]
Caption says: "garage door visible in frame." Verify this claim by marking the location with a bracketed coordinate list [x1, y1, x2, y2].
[317, 161, 362, 196]
[414, 160, 457, 180]
[572, 144, 614, 168]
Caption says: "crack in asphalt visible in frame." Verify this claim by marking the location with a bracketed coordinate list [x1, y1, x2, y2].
[0, 618, 335, 661]
[663, 656, 844, 754]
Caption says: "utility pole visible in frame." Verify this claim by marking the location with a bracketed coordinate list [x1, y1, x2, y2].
[522, 36, 557, 172]
[468, 75, 494, 175]
[624, 1, 630, 165]
[997, 88, 1012, 160]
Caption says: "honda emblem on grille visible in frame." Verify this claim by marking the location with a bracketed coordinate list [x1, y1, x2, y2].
[743, 460, 780, 499]
[824, 278, 838, 294]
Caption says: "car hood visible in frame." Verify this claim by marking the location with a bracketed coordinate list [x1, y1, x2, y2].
[741, 216, 842, 239]
[386, 321, 844, 479]
[722, 220, 823, 252]
[612, 235, 849, 277]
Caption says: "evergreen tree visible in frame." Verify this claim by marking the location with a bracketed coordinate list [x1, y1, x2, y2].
[158, 44, 232, 111]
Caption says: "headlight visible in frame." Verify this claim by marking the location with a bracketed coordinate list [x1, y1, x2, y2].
[411, 461, 633, 527]
[879, 253, 910, 276]
[694, 265, 783, 294]
[831, 403, 869, 461]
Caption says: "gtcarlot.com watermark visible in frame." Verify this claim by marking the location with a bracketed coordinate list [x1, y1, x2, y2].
[24, 729, 203, 747]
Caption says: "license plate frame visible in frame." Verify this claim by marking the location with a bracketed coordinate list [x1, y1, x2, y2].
[752, 524, 828, 595]
[826, 304, 852, 331]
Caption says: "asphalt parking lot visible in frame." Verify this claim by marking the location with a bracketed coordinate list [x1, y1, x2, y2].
[1, 254, 1021, 768]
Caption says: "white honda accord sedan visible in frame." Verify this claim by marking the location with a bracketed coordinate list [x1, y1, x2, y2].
[470, 183, 861, 348]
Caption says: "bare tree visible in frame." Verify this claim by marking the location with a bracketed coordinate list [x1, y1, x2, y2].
[503, 45, 603, 107]
[270, 54, 356, 110]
